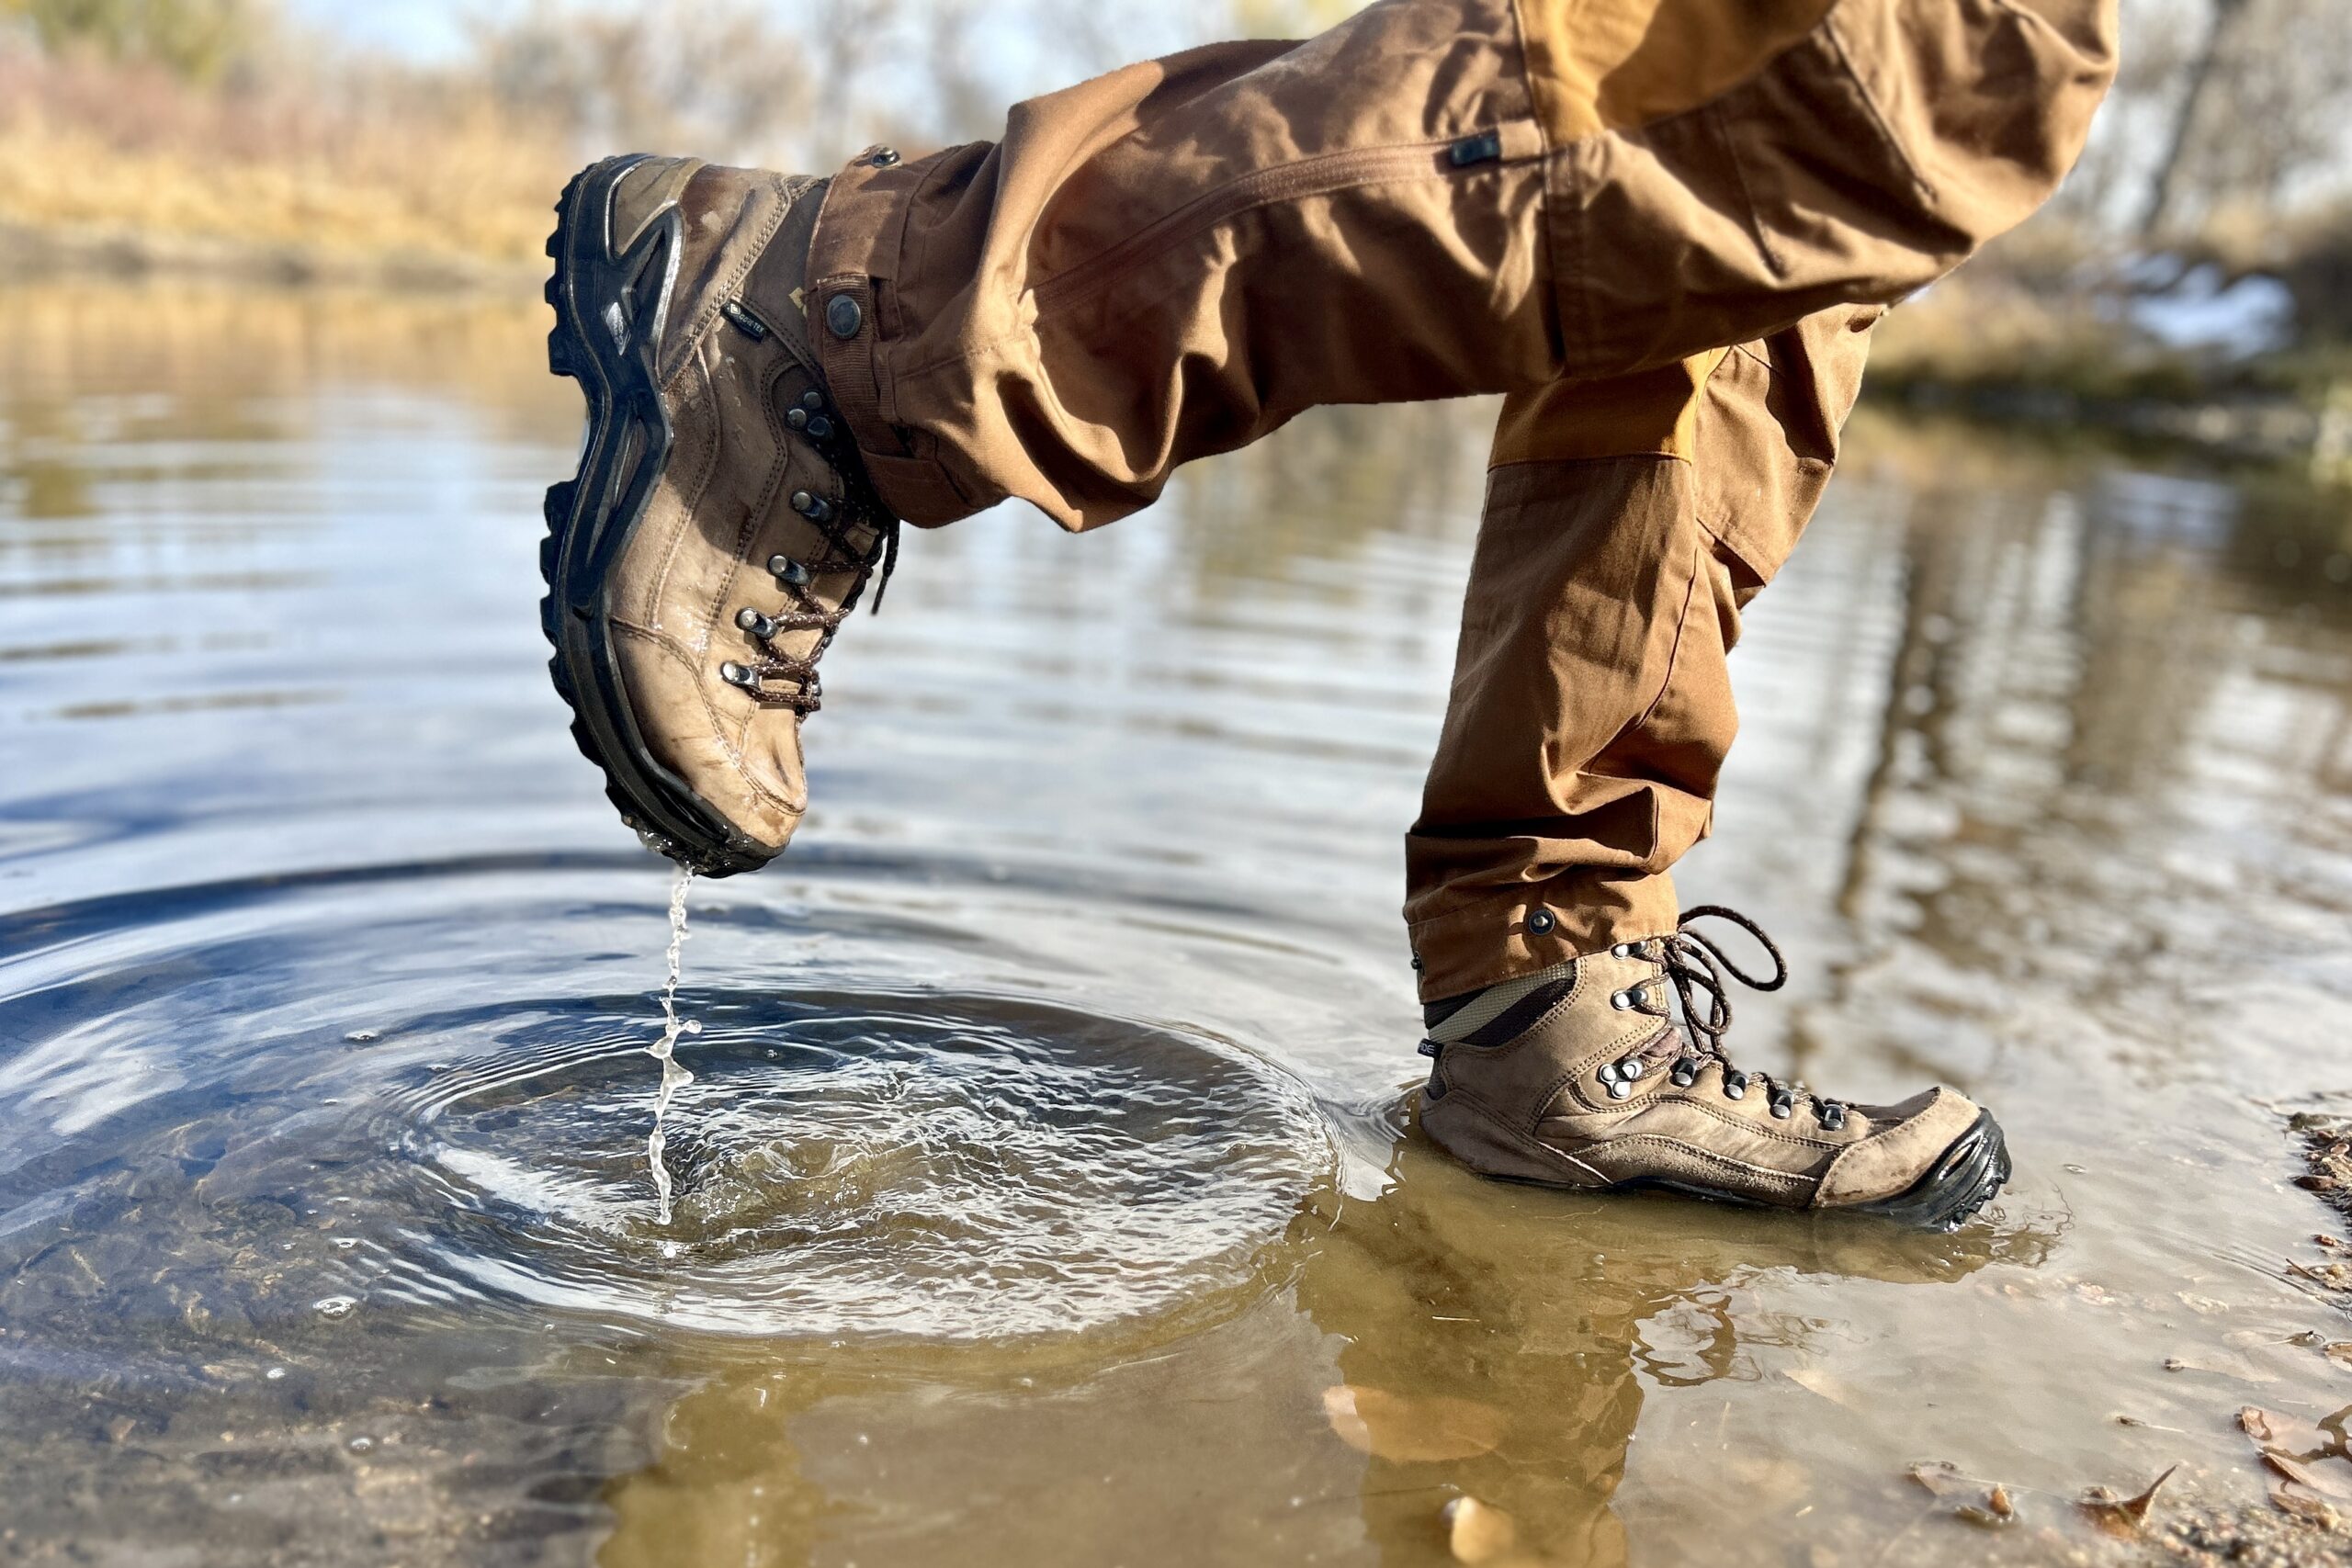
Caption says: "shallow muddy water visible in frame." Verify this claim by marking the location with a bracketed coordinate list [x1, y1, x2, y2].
[5, 280, 2352, 1565]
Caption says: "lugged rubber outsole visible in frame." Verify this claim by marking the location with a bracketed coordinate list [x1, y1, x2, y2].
[540, 157, 775, 878]
[1851, 1109, 2013, 1232]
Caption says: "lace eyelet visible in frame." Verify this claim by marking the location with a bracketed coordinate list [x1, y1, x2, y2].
[1722, 1071, 1748, 1100]
[1609, 989, 1634, 1010]
[718, 661, 758, 689]
[768, 555, 811, 587]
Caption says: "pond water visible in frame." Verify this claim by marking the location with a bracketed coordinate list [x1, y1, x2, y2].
[4, 279, 2351, 1565]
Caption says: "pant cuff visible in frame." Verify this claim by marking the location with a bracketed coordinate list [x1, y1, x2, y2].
[1407, 873, 1680, 1004]
[804, 149, 976, 527]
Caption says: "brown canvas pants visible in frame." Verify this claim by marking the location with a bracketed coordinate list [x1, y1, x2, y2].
[802, 0, 2117, 1002]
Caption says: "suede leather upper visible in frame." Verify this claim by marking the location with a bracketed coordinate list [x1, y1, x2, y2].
[1419, 941, 1988, 1210]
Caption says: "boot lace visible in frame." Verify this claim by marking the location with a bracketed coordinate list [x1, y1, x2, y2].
[1604, 906, 1847, 1128]
[727, 436, 902, 716]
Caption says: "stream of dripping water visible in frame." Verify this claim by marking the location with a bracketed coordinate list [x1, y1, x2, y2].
[646, 865, 700, 1224]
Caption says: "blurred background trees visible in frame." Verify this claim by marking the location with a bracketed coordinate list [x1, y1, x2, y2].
[0, 0, 2346, 434]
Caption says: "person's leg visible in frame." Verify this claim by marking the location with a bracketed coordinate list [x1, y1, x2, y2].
[806, 0, 2115, 531]
[1404, 307, 1875, 998]
[540, 0, 2112, 919]
[1409, 310, 2014, 1224]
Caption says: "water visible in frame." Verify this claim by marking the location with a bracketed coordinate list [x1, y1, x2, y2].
[5, 277, 2352, 1564]
[645, 867, 697, 1226]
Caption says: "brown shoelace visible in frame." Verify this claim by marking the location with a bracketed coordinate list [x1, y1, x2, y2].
[1603, 906, 1847, 1128]
[734, 487, 900, 716]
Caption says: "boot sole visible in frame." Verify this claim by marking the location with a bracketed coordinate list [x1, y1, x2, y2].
[1850, 1109, 2013, 1232]
[1430, 1098, 2012, 1233]
[541, 156, 775, 877]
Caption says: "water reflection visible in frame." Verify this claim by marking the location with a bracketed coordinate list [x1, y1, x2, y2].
[5, 279, 2352, 1564]
[598, 1113, 2052, 1568]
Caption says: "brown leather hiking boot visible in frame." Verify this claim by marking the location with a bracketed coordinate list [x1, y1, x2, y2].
[541, 154, 899, 874]
[1416, 908, 2011, 1230]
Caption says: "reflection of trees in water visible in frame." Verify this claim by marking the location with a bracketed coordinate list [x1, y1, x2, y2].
[0, 282, 569, 569]
[1164, 399, 1492, 586]
[1781, 417, 2352, 1081]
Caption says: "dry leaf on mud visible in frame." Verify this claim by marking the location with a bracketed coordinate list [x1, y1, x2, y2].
[2078, 1465, 2177, 1537]
[2237, 1404, 2352, 1523]
[1909, 1461, 2015, 1525]
[1442, 1497, 1520, 1565]
[2323, 1341, 2352, 1370]
[1323, 1385, 1503, 1463]
[2267, 1475, 2341, 1529]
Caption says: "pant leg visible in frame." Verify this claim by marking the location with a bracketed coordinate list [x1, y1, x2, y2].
[1404, 305, 1878, 1001]
[804, 0, 2113, 531]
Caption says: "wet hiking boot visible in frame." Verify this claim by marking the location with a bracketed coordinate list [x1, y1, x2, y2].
[542, 155, 899, 874]
[1417, 908, 2011, 1230]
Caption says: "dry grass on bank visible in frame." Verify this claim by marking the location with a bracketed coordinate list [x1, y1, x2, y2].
[0, 49, 571, 288]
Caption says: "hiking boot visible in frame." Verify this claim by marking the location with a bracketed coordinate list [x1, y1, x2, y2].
[541, 154, 899, 874]
[1416, 908, 2011, 1230]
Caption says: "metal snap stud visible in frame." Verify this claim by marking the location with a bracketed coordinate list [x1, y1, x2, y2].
[1596, 1062, 1620, 1085]
[825, 293, 864, 340]
[1618, 1058, 1645, 1080]
[1526, 908, 1556, 935]
[786, 407, 808, 430]
[870, 147, 900, 167]
[1610, 990, 1634, 1011]
[1608, 1078, 1634, 1100]
[1611, 942, 1634, 957]
[806, 416, 833, 440]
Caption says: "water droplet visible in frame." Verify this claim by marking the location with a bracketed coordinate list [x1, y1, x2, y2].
[265, 1367, 286, 1381]
[344, 1031, 379, 1043]
[312, 1295, 357, 1319]
[347, 1436, 373, 1453]
[332, 1237, 357, 1250]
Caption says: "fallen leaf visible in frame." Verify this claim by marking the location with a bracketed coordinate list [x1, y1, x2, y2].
[2078, 1465, 2177, 1537]
[1442, 1497, 1518, 1565]
[1324, 1385, 1503, 1463]
[1910, 1461, 2015, 1526]
[1908, 1461, 1982, 1500]
[2267, 1475, 2340, 1529]
[2324, 1342, 2352, 1369]
[2261, 1450, 2352, 1504]
[2239, 1406, 2336, 1461]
